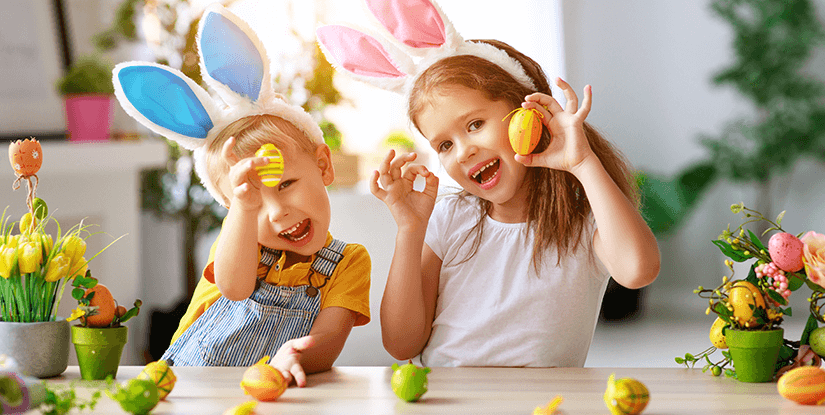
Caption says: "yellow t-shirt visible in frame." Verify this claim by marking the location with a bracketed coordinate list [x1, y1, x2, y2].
[170, 232, 371, 345]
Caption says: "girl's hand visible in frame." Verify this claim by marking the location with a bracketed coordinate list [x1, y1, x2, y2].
[222, 136, 270, 211]
[516, 78, 595, 175]
[269, 335, 315, 387]
[370, 150, 439, 231]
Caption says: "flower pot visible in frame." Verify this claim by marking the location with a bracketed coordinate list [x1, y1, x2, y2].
[0, 319, 70, 378]
[71, 325, 127, 380]
[63, 94, 114, 143]
[726, 328, 784, 383]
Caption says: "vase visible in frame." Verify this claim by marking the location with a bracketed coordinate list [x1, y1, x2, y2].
[71, 325, 127, 380]
[0, 319, 70, 378]
[726, 328, 784, 383]
[63, 94, 114, 142]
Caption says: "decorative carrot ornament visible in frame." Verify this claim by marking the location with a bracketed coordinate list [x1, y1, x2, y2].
[503, 108, 544, 155]
[254, 144, 284, 187]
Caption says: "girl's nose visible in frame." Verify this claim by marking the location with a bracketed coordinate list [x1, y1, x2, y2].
[456, 140, 477, 163]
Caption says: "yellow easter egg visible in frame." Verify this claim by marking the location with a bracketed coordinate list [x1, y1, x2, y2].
[505, 108, 544, 155]
[728, 280, 765, 328]
[709, 317, 728, 349]
[604, 373, 649, 415]
[254, 144, 284, 187]
[137, 360, 177, 400]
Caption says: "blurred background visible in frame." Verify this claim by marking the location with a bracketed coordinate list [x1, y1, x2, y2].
[2, 0, 825, 368]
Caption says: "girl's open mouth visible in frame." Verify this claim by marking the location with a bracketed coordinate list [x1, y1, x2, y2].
[279, 218, 312, 246]
[469, 159, 501, 189]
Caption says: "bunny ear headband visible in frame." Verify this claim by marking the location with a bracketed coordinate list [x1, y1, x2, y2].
[316, 0, 537, 100]
[113, 3, 323, 206]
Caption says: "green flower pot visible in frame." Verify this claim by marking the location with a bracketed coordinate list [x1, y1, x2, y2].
[726, 328, 783, 383]
[71, 326, 127, 380]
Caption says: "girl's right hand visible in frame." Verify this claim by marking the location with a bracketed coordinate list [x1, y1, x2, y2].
[222, 136, 270, 211]
[370, 150, 439, 230]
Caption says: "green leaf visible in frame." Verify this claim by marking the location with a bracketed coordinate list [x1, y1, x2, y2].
[675, 357, 685, 364]
[713, 302, 733, 319]
[747, 230, 767, 253]
[784, 307, 792, 317]
[767, 289, 788, 306]
[745, 264, 759, 285]
[71, 288, 84, 300]
[775, 210, 785, 226]
[788, 273, 805, 291]
[800, 314, 820, 346]
[711, 239, 749, 262]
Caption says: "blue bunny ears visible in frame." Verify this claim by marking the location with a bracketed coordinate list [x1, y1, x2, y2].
[113, 3, 323, 205]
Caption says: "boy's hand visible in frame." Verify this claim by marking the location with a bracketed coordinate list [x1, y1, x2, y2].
[269, 335, 315, 387]
[515, 78, 595, 175]
[222, 136, 270, 211]
[370, 150, 439, 231]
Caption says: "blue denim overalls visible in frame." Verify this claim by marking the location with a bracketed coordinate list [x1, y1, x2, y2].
[162, 239, 348, 366]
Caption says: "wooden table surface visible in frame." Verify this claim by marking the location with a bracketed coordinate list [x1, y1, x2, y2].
[24, 366, 824, 414]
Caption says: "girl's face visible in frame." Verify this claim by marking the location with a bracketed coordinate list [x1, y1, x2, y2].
[417, 85, 529, 221]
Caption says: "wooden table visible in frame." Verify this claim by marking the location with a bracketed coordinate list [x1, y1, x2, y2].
[25, 366, 823, 414]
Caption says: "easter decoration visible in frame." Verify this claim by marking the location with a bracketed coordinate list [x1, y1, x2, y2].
[2, 139, 123, 378]
[105, 377, 160, 415]
[254, 144, 285, 188]
[532, 395, 563, 415]
[676, 203, 825, 383]
[504, 108, 545, 156]
[0, 371, 47, 414]
[239, 356, 288, 402]
[68, 273, 142, 380]
[137, 360, 177, 400]
[603, 373, 649, 415]
[223, 400, 258, 415]
[776, 366, 825, 405]
[390, 360, 431, 402]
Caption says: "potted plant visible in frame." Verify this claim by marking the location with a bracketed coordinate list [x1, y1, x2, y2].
[55, 55, 116, 143]
[68, 272, 141, 381]
[676, 202, 825, 382]
[1, 139, 123, 378]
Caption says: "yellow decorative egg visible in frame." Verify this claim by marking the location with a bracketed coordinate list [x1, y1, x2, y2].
[137, 360, 177, 400]
[777, 366, 825, 405]
[254, 144, 284, 187]
[604, 373, 649, 415]
[240, 356, 287, 401]
[709, 317, 728, 349]
[505, 108, 544, 155]
[728, 280, 766, 328]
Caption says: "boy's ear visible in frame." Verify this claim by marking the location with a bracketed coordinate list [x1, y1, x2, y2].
[315, 143, 335, 186]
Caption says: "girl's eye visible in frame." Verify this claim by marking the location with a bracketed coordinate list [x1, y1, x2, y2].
[437, 141, 453, 153]
[278, 179, 295, 191]
[468, 120, 484, 132]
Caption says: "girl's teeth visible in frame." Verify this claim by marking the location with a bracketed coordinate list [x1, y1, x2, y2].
[471, 160, 498, 179]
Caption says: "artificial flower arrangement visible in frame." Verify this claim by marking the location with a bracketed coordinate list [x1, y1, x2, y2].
[66, 271, 141, 327]
[677, 202, 825, 380]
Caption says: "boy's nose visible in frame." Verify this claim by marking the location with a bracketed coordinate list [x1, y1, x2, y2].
[265, 201, 289, 223]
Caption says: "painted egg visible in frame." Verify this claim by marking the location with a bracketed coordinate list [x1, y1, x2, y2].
[254, 144, 284, 187]
[506, 108, 544, 156]
[728, 280, 766, 328]
[391, 361, 431, 402]
[240, 356, 287, 401]
[777, 366, 825, 405]
[137, 360, 177, 400]
[709, 317, 728, 349]
[769, 232, 805, 273]
[604, 373, 649, 415]
[9, 138, 42, 176]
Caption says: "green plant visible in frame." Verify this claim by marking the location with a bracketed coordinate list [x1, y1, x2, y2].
[55, 56, 115, 96]
[67, 271, 142, 328]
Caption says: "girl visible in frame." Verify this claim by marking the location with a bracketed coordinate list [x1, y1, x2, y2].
[318, 0, 660, 367]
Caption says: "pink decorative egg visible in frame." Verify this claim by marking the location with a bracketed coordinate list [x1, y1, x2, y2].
[769, 232, 805, 273]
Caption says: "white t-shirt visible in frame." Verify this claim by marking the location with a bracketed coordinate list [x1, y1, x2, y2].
[422, 194, 609, 367]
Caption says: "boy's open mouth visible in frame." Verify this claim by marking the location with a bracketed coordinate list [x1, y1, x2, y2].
[280, 218, 311, 242]
[470, 159, 500, 185]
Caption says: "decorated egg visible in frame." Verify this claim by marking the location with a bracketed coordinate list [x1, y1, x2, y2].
[240, 356, 287, 401]
[108, 378, 160, 415]
[137, 360, 177, 400]
[604, 373, 649, 415]
[254, 144, 284, 187]
[777, 366, 825, 405]
[390, 361, 431, 402]
[709, 317, 728, 349]
[9, 138, 42, 176]
[223, 400, 258, 415]
[728, 280, 766, 328]
[810, 326, 825, 357]
[506, 108, 544, 155]
[768, 232, 805, 273]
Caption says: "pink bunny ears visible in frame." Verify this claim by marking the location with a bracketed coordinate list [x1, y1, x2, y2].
[316, 0, 537, 96]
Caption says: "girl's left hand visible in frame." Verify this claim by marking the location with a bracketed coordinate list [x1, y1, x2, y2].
[269, 335, 315, 387]
[515, 78, 594, 174]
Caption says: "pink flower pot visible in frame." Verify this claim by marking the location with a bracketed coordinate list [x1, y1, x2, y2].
[63, 94, 113, 143]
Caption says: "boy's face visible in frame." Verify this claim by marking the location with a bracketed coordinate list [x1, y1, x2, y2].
[255, 143, 334, 256]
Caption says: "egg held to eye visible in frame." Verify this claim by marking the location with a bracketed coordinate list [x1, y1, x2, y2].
[505, 108, 544, 156]
[254, 144, 284, 187]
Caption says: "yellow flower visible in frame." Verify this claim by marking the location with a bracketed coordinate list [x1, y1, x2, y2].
[68, 257, 87, 279]
[17, 241, 42, 274]
[44, 253, 70, 282]
[62, 235, 86, 267]
[37, 233, 53, 255]
[67, 308, 86, 322]
[0, 245, 16, 279]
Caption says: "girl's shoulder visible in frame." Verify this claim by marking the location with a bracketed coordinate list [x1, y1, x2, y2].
[435, 192, 481, 216]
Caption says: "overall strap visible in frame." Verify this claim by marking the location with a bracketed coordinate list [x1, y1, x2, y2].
[311, 238, 347, 277]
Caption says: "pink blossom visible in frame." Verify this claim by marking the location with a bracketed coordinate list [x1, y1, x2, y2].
[800, 231, 825, 289]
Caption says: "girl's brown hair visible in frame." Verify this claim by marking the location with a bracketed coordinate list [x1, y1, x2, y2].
[409, 39, 639, 270]
[206, 114, 318, 205]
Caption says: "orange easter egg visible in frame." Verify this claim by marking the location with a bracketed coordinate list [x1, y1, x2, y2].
[240, 356, 287, 401]
[506, 108, 544, 155]
[85, 284, 116, 328]
[777, 366, 825, 405]
[9, 138, 43, 176]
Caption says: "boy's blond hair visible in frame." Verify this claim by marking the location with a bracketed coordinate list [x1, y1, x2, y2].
[206, 114, 320, 205]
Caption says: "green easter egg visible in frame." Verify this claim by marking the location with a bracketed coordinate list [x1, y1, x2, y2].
[390, 362, 431, 402]
[810, 326, 825, 357]
[32, 197, 48, 220]
[110, 378, 160, 415]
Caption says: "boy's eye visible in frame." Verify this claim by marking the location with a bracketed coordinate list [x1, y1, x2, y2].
[468, 120, 484, 132]
[278, 179, 295, 191]
[437, 141, 453, 153]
